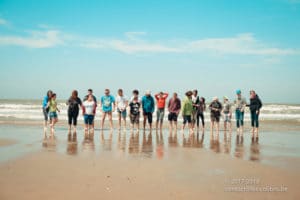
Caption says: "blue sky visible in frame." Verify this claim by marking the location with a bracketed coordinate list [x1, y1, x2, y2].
[0, 0, 299, 103]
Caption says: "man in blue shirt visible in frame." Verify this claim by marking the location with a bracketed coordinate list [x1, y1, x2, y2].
[100, 89, 115, 130]
[141, 90, 155, 131]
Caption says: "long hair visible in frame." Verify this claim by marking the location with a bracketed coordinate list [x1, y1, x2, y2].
[71, 90, 78, 100]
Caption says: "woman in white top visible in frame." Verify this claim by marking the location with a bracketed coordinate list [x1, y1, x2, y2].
[82, 94, 96, 133]
[116, 89, 128, 130]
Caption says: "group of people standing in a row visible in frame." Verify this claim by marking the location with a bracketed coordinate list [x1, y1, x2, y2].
[42, 88, 262, 141]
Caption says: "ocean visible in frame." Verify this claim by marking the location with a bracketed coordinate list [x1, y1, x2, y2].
[0, 99, 299, 123]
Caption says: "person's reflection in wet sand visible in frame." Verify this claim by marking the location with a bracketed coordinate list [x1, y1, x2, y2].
[42, 132, 57, 152]
[141, 131, 153, 158]
[82, 129, 95, 152]
[168, 130, 178, 148]
[223, 131, 232, 154]
[209, 133, 220, 153]
[249, 139, 260, 161]
[156, 132, 164, 159]
[128, 131, 140, 155]
[192, 132, 204, 148]
[182, 133, 191, 148]
[118, 130, 127, 153]
[234, 134, 244, 158]
[67, 132, 78, 155]
[101, 130, 113, 151]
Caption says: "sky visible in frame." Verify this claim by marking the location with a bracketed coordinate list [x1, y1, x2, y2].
[0, 0, 299, 103]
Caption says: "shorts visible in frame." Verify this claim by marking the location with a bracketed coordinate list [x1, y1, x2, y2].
[84, 114, 94, 125]
[49, 112, 58, 120]
[224, 113, 231, 122]
[183, 115, 191, 124]
[168, 112, 178, 122]
[130, 113, 140, 124]
[43, 107, 49, 121]
[156, 108, 165, 122]
[210, 113, 220, 122]
[143, 112, 153, 124]
[117, 109, 127, 118]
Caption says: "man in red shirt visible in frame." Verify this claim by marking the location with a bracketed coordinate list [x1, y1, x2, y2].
[155, 91, 169, 132]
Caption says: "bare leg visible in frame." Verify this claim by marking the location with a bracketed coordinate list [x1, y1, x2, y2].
[108, 112, 113, 130]
[101, 112, 106, 130]
[216, 122, 220, 139]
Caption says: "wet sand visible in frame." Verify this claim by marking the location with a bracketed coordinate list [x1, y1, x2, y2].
[0, 138, 18, 147]
[0, 145, 299, 200]
[0, 124, 300, 199]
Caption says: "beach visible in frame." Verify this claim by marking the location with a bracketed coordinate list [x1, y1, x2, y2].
[0, 100, 300, 199]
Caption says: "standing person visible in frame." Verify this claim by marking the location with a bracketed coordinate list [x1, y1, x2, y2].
[209, 97, 222, 139]
[82, 94, 96, 133]
[129, 96, 141, 132]
[100, 89, 115, 130]
[155, 91, 169, 132]
[116, 89, 128, 130]
[197, 97, 206, 133]
[66, 90, 82, 133]
[249, 90, 262, 141]
[233, 90, 247, 137]
[222, 96, 232, 133]
[47, 93, 60, 133]
[83, 89, 97, 102]
[181, 91, 193, 133]
[83, 89, 97, 129]
[130, 89, 142, 102]
[42, 90, 53, 132]
[167, 93, 181, 132]
[141, 90, 155, 131]
[191, 90, 200, 130]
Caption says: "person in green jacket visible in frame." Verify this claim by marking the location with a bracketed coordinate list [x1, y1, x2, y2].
[181, 91, 193, 134]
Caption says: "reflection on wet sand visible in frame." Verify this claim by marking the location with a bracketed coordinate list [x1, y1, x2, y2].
[249, 140, 260, 161]
[128, 132, 140, 155]
[118, 131, 127, 153]
[210, 139, 220, 153]
[42, 133, 57, 152]
[156, 132, 164, 159]
[40, 129, 262, 163]
[82, 131, 95, 152]
[183, 132, 204, 149]
[234, 135, 244, 158]
[141, 131, 153, 158]
[223, 132, 232, 154]
[168, 131, 178, 148]
[101, 131, 112, 151]
[67, 132, 78, 155]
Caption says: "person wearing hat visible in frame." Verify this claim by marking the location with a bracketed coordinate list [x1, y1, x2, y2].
[233, 89, 247, 137]
[209, 96, 223, 139]
[222, 96, 232, 133]
[141, 90, 155, 131]
[42, 90, 53, 132]
[181, 91, 194, 133]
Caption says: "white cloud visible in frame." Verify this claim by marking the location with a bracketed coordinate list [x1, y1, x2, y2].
[80, 32, 300, 56]
[0, 30, 63, 48]
[186, 33, 299, 56]
[0, 18, 7, 25]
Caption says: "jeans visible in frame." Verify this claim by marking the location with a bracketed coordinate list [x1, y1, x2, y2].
[235, 110, 244, 128]
[250, 110, 259, 128]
